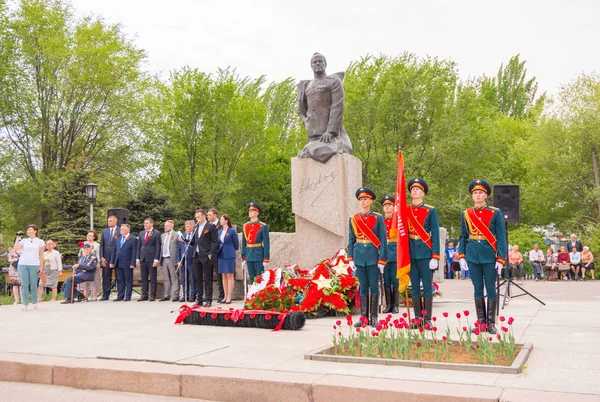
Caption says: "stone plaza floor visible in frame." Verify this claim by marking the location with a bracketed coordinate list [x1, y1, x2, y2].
[1, 279, 599, 401]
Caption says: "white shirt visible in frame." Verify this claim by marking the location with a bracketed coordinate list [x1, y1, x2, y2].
[529, 250, 544, 262]
[162, 231, 172, 257]
[220, 229, 226, 243]
[196, 222, 206, 252]
[18, 237, 45, 265]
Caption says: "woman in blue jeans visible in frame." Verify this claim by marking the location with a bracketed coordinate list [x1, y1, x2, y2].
[13, 224, 45, 310]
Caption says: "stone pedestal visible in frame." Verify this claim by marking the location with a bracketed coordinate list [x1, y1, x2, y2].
[291, 154, 362, 269]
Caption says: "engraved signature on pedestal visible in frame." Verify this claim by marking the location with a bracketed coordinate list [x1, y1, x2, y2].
[298, 170, 339, 206]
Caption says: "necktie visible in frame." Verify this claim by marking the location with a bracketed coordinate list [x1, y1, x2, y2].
[110, 228, 114, 239]
[120, 237, 125, 249]
[144, 231, 150, 244]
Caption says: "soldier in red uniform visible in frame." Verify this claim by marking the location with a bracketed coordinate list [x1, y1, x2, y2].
[241, 202, 270, 282]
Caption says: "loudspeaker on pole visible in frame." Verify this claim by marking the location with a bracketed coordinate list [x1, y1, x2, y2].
[493, 185, 519, 222]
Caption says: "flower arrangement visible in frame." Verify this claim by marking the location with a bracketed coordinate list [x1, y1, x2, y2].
[245, 249, 359, 317]
[329, 310, 518, 365]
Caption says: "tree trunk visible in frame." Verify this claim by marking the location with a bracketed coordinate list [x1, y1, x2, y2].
[592, 146, 600, 217]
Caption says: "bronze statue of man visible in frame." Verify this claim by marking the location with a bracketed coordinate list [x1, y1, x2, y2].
[297, 53, 353, 163]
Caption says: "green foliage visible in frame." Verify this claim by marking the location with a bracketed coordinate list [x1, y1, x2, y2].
[124, 183, 178, 234]
[507, 224, 545, 256]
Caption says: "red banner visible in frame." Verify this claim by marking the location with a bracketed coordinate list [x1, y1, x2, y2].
[393, 152, 411, 292]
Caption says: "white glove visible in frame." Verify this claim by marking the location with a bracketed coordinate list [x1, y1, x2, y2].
[495, 262, 503, 276]
[429, 259, 439, 270]
[459, 258, 468, 271]
[349, 261, 356, 271]
[263, 262, 268, 268]
[378, 264, 385, 274]
[242, 261, 247, 270]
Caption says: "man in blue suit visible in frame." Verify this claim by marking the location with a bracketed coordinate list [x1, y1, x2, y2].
[137, 218, 162, 301]
[99, 215, 119, 301]
[110, 224, 138, 301]
[178, 220, 197, 302]
[61, 244, 98, 304]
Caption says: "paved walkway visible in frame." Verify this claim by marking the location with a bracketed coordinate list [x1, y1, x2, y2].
[1, 280, 599, 400]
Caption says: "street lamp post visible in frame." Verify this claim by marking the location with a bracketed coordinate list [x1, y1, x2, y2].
[84, 183, 98, 231]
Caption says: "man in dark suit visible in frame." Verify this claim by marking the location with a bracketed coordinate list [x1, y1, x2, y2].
[187, 209, 219, 307]
[137, 218, 162, 301]
[178, 220, 197, 302]
[568, 234, 583, 252]
[207, 208, 224, 303]
[99, 215, 119, 301]
[109, 224, 137, 301]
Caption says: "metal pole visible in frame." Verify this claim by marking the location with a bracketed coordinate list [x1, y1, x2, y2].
[89, 203, 94, 230]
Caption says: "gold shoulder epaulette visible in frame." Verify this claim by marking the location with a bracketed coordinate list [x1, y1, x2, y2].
[259, 221, 267, 226]
[488, 206, 499, 210]
[372, 211, 382, 216]
[424, 204, 434, 208]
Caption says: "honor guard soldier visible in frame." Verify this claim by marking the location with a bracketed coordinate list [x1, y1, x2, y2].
[407, 178, 440, 328]
[348, 187, 387, 327]
[458, 180, 507, 335]
[380, 195, 399, 314]
[242, 202, 270, 282]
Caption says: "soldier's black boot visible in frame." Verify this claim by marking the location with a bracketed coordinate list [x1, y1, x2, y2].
[424, 297, 433, 328]
[473, 298, 486, 331]
[410, 297, 423, 329]
[369, 294, 379, 327]
[391, 286, 400, 314]
[382, 287, 393, 314]
[486, 299, 498, 334]
[354, 295, 369, 328]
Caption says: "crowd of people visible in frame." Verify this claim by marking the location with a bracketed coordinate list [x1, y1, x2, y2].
[444, 234, 596, 282]
[7, 205, 270, 310]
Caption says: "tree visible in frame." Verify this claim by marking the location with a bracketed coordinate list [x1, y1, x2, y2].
[0, 0, 149, 226]
[124, 183, 178, 234]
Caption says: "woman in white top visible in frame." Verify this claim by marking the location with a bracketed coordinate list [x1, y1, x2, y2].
[570, 247, 582, 280]
[38, 240, 63, 302]
[13, 224, 45, 310]
[79, 230, 101, 300]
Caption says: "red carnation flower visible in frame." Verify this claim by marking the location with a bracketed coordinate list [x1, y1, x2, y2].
[270, 295, 277, 300]
[224, 314, 230, 320]
[265, 314, 271, 320]
[250, 313, 256, 319]
[211, 313, 217, 319]
[200, 312, 206, 317]
[78, 241, 85, 248]
[239, 313, 245, 319]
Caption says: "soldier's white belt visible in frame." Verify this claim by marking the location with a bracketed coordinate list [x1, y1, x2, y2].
[357, 239, 373, 244]
[469, 235, 487, 241]
[246, 243, 263, 248]
[409, 235, 421, 240]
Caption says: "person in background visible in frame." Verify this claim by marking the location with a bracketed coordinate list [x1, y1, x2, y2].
[13, 225, 45, 311]
[445, 241, 456, 280]
[544, 248, 558, 281]
[38, 240, 62, 302]
[80, 230, 101, 300]
[99, 215, 119, 301]
[207, 209, 224, 303]
[62, 244, 98, 303]
[160, 220, 181, 302]
[529, 244, 545, 281]
[508, 245, 524, 281]
[581, 246, 595, 280]
[217, 214, 239, 304]
[110, 224, 138, 301]
[570, 246, 582, 281]
[178, 220, 197, 302]
[557, 246, 571, 281]
[452, 247, 461, 279]
[7, 246, 22, 305]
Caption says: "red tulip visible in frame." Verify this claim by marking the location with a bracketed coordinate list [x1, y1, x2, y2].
[432, 326, 438, 332]
[432, 316, 437, 322]
[417, 341, 422, 347]
[489, 337, 493, 342]
[376, 324, 383, 331]
[402, 312, 408, 318]
[356, 327, 361, 333]
[336, 320, 342, 326]
[443, 312, 449, 318]
[480, 323, 487, 331]
[425, 323, 431, 330]
[463, 310, 470, 316]
[474, 328, 480, 335]
[499, 316, 506, 322]
[333, 325, 337, 330]
[338, 332, 342, 336]
[508, 317, 515, 325]
[456, 313, 461, 319]
[419, 327, 424, 333]
[497, 334, 501, 340]
[462, 326, 467, 332]
[442, 335, 447, 341]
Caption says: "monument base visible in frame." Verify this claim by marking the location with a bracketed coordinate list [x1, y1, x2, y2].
[291, 154, 362, 269]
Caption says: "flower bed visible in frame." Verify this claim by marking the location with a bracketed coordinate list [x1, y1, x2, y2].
[305, 310, 532, 374]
